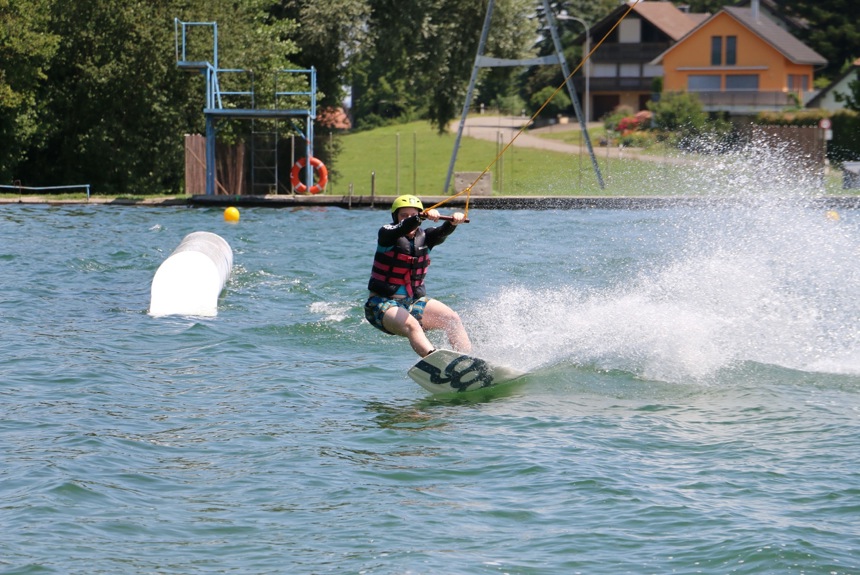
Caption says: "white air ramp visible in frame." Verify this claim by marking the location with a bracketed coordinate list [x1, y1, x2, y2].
[149, 232, 233, 317]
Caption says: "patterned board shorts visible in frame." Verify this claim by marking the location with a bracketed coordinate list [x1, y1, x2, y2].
[364, 295, 430, 334]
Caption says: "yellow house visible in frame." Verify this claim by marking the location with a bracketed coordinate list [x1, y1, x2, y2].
[652, 5, 826, 114]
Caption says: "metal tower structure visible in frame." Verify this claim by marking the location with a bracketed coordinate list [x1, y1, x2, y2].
[173, 19, 318, 195]
[443, 0, 604, 194]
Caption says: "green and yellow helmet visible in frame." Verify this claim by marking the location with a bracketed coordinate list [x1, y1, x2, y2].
[390, 194, 423, 214]
[390, 195, 424, 222]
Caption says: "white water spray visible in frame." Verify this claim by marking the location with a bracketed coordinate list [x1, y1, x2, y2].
[470, 142, 860, 383]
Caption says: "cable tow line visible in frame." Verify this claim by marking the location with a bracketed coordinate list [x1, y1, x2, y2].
[425, 0, 641, 219]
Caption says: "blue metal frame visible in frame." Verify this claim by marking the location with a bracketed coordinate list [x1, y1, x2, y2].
[174, 19, 318, 195]
[277, 69, 317, 190]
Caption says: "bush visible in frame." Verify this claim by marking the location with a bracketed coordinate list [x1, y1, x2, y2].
[491, 94, 527, 117]
[648, 92, 707, 134]
[648, 92, 733, 152]
[617, 110, 653, 134]
[619, 130, 656, 147]
[754, 109, 829, 126]
[603, 105, 635, 132]
[529, 86, 571, 119]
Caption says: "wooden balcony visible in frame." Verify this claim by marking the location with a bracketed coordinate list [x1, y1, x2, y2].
[573, 76, 654, 93]
[591, 42, 670, 63]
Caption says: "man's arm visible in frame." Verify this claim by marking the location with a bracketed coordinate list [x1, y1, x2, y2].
[423, 221, 456, 248]
[378, 214, 422, 245]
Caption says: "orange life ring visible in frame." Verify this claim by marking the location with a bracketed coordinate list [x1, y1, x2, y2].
[290, 156, 328, 194]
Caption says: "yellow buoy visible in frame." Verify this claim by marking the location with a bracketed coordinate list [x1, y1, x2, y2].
[224, 206, 240, 222]
[825, 210, 840, 222]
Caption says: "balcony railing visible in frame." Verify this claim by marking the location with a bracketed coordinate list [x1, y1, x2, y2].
[663, 90, 812, 113]
[591, 42, 670, 63]
[691, 90, 792, 106]
[573, 76, 654, 92]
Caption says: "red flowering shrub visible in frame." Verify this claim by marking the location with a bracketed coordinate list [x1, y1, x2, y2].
[617, 111, 653, 135]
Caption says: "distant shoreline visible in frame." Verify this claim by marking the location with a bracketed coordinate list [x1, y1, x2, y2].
[2, 194, 859, 210]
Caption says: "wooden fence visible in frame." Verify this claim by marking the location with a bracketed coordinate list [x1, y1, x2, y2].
[741, 125, 827, 172]
[184, 134, 247, 195]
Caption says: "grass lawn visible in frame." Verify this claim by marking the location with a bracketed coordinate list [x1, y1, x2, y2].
[3, 119, 853, 201]
[329, 119, 850, 197]
[329, 119, 674, 197]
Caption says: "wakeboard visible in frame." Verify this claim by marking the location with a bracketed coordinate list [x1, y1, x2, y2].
[408, 349, 527, 394]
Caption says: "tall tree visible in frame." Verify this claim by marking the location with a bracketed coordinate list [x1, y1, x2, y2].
[0, 0, 58, 182]
[834, 76, 860, 112]
[349, 0, 539, 133]
[461, 0, 538, 118]
[781, 0, 860, 82]
[679, 0, 734, 13]
[271, 0, 370, 110]
[15, 0, 298, 194]
[350, 0, 445, 129]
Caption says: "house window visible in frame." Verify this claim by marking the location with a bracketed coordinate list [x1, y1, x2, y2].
[788, 74, 809, 91]
[592, 63, 617, 78]
[643, 64, 663, 77]
[726, 36, 737, 65]
[619, 19, 641, 43]
[688, 75, 721, 91]
[620, 63, 640, 78]
[725, 75, 759, 90]
[620, 63, 642, 88]
[711, 36, 722, 66]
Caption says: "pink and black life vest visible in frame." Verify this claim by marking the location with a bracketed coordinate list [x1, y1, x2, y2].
[368, 228, 430, 298]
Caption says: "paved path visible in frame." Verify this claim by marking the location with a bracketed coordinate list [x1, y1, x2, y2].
[460, 115, 696, 166]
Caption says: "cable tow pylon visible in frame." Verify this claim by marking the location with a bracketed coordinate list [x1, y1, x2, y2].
[441, 0, 643, 214]
[443, 0, 605, 199]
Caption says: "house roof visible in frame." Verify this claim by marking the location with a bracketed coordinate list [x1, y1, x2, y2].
[723, 6, 826, 65]
[316, 107, 351, 131]
[732, 0, 809, 31]
[631, 2, 703, 41]
[807, 57, 860, 107]
[575, 1, 702, 44]
[651, 6, 827, 66]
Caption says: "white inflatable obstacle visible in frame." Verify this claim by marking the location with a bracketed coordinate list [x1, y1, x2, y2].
[149, 231, 233, 317]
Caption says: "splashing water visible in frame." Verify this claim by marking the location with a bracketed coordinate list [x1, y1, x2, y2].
[469, 142, 860, 383]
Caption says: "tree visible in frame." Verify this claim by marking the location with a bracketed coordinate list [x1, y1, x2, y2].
[269, 0, 369, 110]
[834, 76, 860, 112]
[679, 0, 734, 13]
[473, 0, 543, 117]
[530, 85, 570, 119]
[782, 0, 860, 82]
[347, 0, 539, 133]
[423, 0, 496, 132]
[0, 0, 58, 182]
[14, 0, 298, 194]
[648, 91, 708, 135]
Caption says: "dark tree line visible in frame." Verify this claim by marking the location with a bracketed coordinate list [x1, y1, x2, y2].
[1, 0, 299, 193]
[0, 0, 857, 194]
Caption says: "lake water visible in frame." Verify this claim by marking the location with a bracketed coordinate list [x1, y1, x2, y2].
[2, 183, 859, 573]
